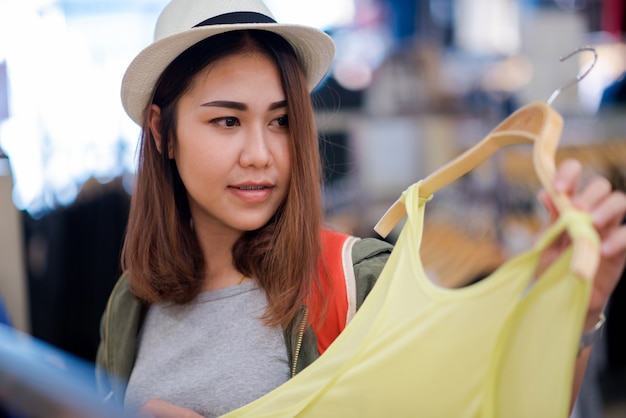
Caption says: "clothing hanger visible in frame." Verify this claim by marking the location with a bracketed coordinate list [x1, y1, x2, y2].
[375, 46, 600, 282]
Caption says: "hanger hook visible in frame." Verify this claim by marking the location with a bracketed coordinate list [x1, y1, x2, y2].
[546, 45, 598, 105]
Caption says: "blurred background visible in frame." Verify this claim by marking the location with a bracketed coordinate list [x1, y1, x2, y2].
[0, 0, 624, 416]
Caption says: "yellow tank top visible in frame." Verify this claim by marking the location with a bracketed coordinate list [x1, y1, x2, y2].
[223, 180, 598, 418]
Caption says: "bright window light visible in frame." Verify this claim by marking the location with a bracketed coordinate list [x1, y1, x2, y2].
[0, 0, 355, 217]
[0, 1, 164, 217]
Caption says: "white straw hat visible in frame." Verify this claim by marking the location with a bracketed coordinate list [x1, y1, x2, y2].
[121, 0, 336, 125]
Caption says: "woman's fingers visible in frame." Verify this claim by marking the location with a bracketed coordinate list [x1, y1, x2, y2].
[600, 222, 626, 258]
[553, 158, 583, 195]
[571, 175, 613, 212]
[543, 159, 626, 327]
[139, 399, 204, 418]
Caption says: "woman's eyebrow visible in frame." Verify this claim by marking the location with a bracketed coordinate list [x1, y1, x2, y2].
[269, 100, 287, 111]
[199, 100, 287, 111]
[200, 100, 246, 110]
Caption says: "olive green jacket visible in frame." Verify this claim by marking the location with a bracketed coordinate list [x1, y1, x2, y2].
[95, 237, 392, 405]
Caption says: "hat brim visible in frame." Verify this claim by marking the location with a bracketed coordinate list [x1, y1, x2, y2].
[121, 23, 335, 125]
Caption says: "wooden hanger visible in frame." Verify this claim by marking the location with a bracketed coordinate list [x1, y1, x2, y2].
[374, 101, 599, 281]
[375, 47, 600, 282]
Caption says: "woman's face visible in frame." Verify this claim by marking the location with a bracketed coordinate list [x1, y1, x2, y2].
[167, 51, 291, 237]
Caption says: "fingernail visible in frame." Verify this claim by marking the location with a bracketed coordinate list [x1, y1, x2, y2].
[554, 180, 567, 192]
[591, 210, 604, 226]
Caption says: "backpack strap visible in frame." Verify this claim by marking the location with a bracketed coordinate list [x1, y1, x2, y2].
[308, 229, 360, 355]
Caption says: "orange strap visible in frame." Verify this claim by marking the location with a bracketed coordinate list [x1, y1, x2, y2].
[308, 229, 353, 355]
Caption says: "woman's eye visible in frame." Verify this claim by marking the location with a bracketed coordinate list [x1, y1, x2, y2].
[211, 117, 239, 127]
[275, 115, 288, 127]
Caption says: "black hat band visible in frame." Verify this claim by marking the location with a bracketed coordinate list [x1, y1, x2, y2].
[194, 11, 276, 27]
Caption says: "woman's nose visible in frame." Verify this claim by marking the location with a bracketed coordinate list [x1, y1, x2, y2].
[239, 126, 271, 168]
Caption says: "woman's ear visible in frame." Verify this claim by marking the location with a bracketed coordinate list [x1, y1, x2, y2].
[149, 104, 174, 158]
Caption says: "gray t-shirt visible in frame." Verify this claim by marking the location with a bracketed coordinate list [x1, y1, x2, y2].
[124, 281, 290, 417]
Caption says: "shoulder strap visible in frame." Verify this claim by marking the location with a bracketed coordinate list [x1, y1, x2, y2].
[308, 229, 359, 355]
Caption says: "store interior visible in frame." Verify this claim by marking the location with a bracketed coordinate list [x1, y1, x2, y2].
[0, 0, 625, 417]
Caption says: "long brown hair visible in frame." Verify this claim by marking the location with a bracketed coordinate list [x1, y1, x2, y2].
[122, 30, 323, 327]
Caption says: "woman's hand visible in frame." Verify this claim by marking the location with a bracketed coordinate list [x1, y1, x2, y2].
[138, 399, 205, 418]
[538, 158, 626, 331]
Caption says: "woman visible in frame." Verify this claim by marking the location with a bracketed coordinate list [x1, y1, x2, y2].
[96, 0, 626, 417]
[97, 2, 391, 416]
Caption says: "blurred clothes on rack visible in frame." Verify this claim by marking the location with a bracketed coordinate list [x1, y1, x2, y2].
[599, 72, 626, 110]
[24, 177, 130, 362]
[0, 296, 9, 326]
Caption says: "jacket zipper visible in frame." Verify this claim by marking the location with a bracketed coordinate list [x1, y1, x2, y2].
[291, 307, 309, 378]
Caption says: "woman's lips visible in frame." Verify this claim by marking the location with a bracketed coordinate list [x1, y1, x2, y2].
[229, 184, 273, 203]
